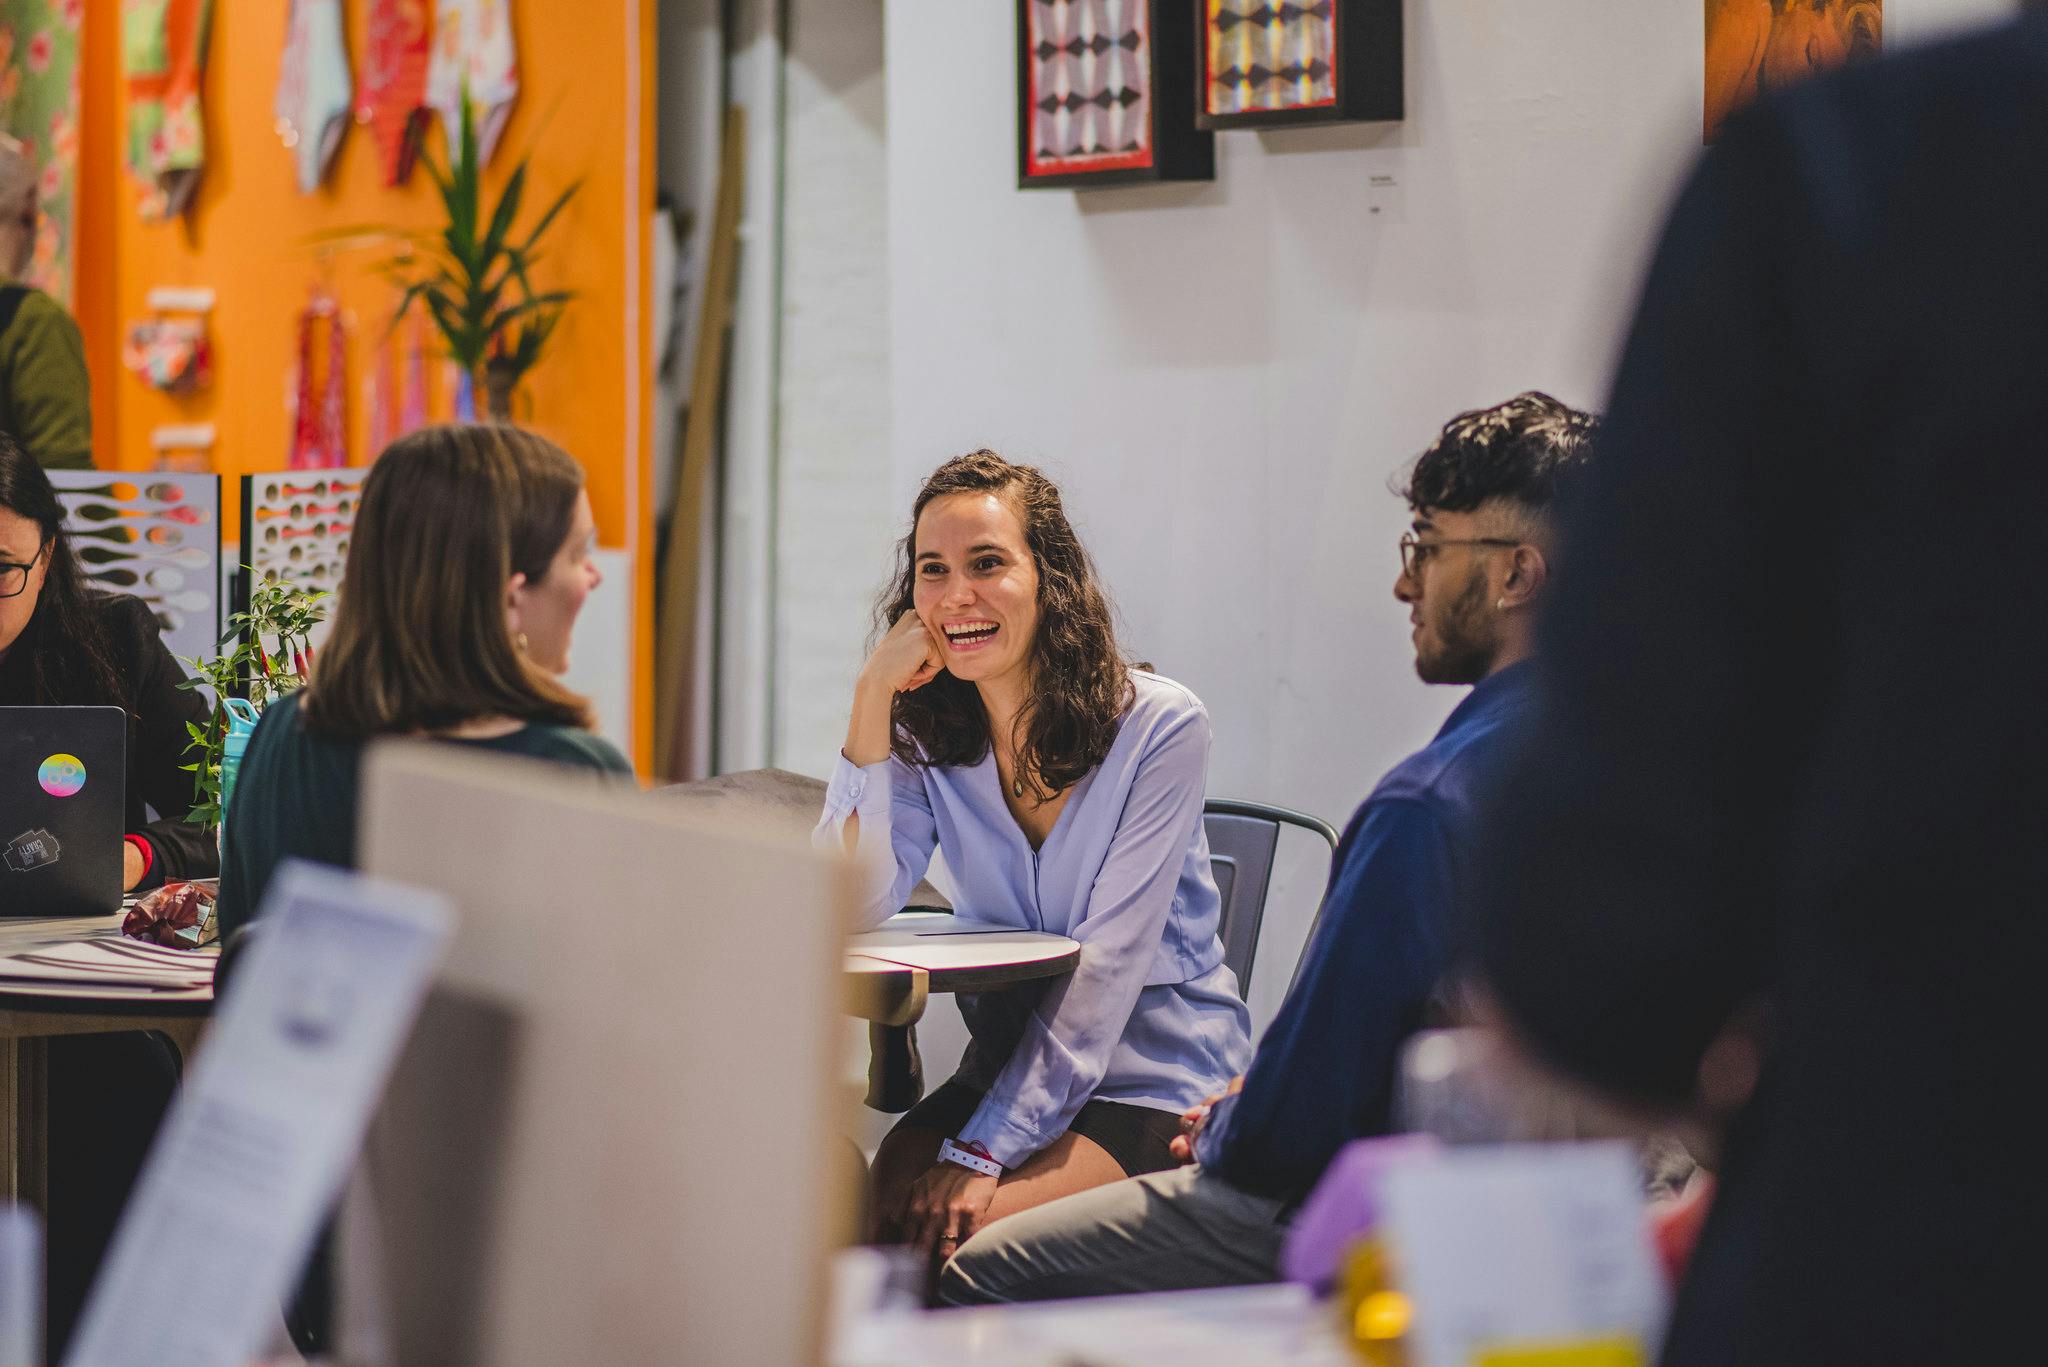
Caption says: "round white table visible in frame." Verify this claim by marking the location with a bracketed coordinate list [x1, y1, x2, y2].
[845, 911, 1079, 1028]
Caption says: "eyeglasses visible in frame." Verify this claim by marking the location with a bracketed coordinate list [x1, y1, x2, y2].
[0, 544, 47, 600]
[1398, 532, 1521, 579]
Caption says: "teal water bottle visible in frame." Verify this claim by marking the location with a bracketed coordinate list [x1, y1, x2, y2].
[216, 697, 262, 858]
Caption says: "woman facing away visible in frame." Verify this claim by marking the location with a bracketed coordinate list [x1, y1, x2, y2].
[218, 423, 632, 939]
[819, 449, 1252, 1262]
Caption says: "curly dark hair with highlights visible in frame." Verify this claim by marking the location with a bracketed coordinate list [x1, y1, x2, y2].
[877, 450, 1133, 799]
[1397, 391, 1599, 515]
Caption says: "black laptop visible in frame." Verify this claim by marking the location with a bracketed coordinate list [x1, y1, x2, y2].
[0, 706, 126, 917]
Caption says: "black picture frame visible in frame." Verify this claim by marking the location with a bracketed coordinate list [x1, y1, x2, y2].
[1195, 0, 1403, 131]
[1018, 0, 1215, 190]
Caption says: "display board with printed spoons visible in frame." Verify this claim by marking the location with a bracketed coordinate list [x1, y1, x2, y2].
[239, 468, 368, 649]
[47, 470, 223, 673]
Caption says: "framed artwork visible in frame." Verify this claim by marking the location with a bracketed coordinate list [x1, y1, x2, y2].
[48, 470, 222, 672]
[239, 467, 368, 649]
[1018, 0, 1213, 189]
[1705, 1, 1881, 141]
[1197, 0, 1403, 130]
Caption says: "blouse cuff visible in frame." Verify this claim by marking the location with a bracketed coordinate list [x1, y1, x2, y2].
[823, 751, 895, 820]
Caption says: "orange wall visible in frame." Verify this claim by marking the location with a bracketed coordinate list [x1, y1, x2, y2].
[76, 0, 654, 769]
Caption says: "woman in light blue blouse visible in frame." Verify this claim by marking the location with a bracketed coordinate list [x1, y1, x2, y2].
[818, 450, 1251, 1259]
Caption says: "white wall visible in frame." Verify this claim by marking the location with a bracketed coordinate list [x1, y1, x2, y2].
[773, 0, 897, 775]
[881, 0, 2015, 1022]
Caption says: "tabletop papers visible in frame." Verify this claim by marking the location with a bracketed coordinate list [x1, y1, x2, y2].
[0, 933, 215, 992]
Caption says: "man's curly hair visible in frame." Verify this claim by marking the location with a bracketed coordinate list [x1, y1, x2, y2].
[1397, 391, 1599, 515]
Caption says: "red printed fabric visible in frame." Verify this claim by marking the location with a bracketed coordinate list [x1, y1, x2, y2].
[356, 0, 432, 186]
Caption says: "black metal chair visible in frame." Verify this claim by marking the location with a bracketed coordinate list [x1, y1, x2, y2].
[1204, 798, 1341, 989]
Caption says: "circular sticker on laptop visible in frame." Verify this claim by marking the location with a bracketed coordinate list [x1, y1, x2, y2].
[39, 754, 87, 798]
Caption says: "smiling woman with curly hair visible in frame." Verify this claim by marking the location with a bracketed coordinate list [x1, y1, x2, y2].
[817, 449, 1251, 1261]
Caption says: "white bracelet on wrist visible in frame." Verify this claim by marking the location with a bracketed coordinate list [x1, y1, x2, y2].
[938, 1138, 1003, 1178]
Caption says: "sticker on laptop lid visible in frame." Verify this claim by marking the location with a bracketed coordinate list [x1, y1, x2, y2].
[4, 829, 60, 873]
[38, 754, 86, 798]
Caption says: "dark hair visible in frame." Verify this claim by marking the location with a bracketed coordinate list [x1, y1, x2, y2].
[878, 450, 1133, 799]
[1397, 391, 1599, 516]
[0, 433, 125, 708]
[302, 424, 594, 738]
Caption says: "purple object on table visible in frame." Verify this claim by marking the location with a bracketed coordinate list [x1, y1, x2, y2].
[1280, 1134, 1438, 1293]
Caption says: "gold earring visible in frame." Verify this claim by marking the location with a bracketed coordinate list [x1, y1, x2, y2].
[1496, 597, 1508, 612]
[516, 631, 529, 654]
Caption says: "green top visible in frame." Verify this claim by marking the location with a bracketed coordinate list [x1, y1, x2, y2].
[216, 691, 634, 939]
[0, 280, 93, 470]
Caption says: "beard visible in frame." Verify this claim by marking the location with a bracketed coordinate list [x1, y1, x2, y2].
[1413, 567, 1497, 685]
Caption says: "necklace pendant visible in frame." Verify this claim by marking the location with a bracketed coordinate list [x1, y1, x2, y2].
[1012, 777, 1024, 798]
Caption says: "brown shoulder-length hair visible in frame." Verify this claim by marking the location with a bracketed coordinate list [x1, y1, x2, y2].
[879, 450, 1133, 798]
[301, 423, 595, 739]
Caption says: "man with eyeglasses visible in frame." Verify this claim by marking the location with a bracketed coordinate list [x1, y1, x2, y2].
[940, 392, 1597, 1303]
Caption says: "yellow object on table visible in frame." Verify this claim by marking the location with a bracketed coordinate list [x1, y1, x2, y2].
[1474, 1339, 1647, 1367]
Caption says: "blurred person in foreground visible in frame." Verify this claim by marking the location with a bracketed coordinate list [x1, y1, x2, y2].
[941, 393, 1596, 1303]
[1473, 14, 2048, 1364]
[0, 134, 91, 469]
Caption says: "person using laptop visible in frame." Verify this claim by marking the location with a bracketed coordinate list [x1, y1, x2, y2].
[2, 434, 221, 1355]
[0, 433, 213, 891]
[217, 424, 632, 942]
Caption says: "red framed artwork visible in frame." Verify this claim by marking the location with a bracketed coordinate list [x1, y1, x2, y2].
[1018, 0, 1213, 189]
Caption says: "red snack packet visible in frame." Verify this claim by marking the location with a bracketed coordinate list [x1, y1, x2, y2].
[123, 880, 219, 949]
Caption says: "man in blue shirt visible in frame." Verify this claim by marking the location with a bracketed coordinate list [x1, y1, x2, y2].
[940, 391, 1598, 1302]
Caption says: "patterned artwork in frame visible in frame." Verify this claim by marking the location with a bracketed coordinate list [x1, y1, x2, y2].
[1198, 0, 1402, 130]
[1018, 0, 1212, 189]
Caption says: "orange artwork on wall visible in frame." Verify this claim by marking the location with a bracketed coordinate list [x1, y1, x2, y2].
[1704, 0, 1881, 142]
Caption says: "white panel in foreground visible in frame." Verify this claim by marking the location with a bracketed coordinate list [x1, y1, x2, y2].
[353, 741, 854, 1367]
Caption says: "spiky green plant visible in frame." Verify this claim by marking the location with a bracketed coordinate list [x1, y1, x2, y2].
[321, 96, 579, 419]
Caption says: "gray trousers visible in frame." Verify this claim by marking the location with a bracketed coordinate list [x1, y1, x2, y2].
[938, 1165, 1291, 1305]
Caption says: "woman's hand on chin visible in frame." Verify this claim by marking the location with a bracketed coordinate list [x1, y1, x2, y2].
[864, 611, 946, 697]
[844, 613, 946, 767]
[901, 1160, 1000, 1257]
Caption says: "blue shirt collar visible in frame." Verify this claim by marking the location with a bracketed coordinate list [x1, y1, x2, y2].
[1435, 657, 1539, 741]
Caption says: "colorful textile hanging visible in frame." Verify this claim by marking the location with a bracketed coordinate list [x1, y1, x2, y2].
[121, 0, 213, 222]
[425, 0, 518, 164]
[288, 291, 347, 469]
[0, 0, 84, 303]
[274, 0, 352, 193]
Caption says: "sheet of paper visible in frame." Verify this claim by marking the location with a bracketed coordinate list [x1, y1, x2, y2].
[1380, 1142, 1667, 1367]
[63, 860, 452, 1367]
[0, 1206, 37, 1367]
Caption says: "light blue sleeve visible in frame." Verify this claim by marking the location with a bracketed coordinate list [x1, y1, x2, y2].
[813, 750, 938, 931]
[960, 703, 1211, 1168]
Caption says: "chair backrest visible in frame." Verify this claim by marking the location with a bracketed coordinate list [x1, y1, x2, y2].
[657, 767, 951, 909]
[1204, 799, 1341, 988]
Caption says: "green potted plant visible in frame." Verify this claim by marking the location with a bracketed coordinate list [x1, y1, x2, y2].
[394, 98, 579, 420]
[178, 573, 329, 824]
